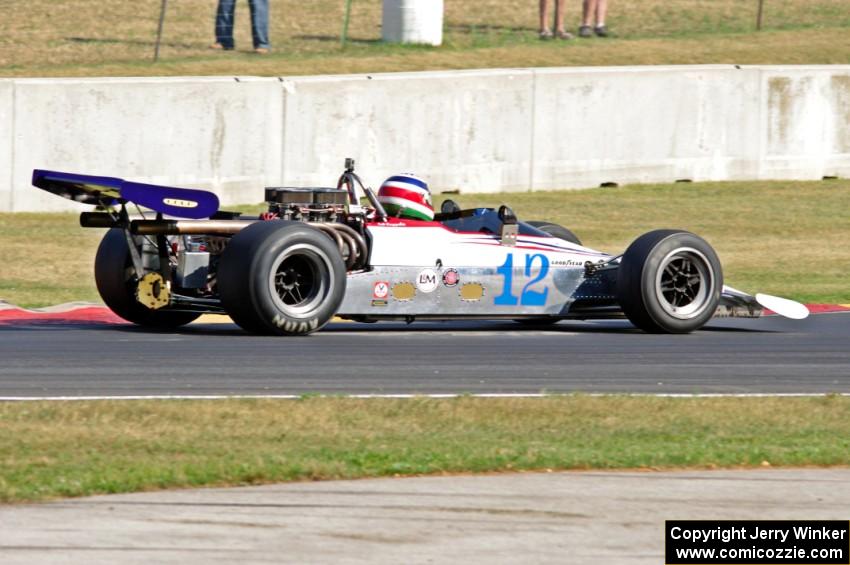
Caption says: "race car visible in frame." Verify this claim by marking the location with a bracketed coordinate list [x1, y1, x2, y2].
[31, 159, 809, 336]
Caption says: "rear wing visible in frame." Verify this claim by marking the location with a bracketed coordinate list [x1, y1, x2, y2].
[32, 169, 220, 219]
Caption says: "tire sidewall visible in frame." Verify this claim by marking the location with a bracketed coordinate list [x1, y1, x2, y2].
[94, 228, 200, 328]
[618, 230, 722, 333]
[95, 228, 138, 317]
[220, 222, 346, 335]
[639, 233, 721, 333]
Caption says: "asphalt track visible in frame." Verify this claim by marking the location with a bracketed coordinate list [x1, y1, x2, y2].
[1, 312, 848, 397]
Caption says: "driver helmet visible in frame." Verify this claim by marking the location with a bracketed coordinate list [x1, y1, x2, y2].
[377, 173, 434, 221]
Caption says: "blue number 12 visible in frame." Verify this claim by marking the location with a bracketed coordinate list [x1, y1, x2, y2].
[494, 254, 518, 305]
[494, 253, 550, 306]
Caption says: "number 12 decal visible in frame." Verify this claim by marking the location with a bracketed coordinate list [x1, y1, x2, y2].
[494, 253, 550, 306]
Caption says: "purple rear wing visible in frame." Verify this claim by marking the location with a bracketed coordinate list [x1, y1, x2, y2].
[32, 169, 220, 219]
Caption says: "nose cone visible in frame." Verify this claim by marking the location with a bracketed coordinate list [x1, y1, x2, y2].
[755, 293, 810, 320]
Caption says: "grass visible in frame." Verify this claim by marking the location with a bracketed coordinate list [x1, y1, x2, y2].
[0, 396, 848, 503]
[2, 179, 848, 308]
[2, 0, 850, 77]
[0, 212, 104, 307]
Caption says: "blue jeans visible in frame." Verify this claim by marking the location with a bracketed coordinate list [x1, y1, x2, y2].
[215, 0, 269, 50]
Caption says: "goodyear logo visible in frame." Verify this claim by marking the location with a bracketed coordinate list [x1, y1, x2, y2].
[163, 198, 199, 209]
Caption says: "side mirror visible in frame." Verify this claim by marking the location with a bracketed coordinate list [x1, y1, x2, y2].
[498, 205, 518, 246]
[441, 199, 461, 214]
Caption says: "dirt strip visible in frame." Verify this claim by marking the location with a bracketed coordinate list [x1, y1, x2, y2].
[0, 468, 847, 565]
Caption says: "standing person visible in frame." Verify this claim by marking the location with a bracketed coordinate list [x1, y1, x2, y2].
[212, 0, 270, 54]
[538, 0, 573, 40]
[579, 0, 609, 37]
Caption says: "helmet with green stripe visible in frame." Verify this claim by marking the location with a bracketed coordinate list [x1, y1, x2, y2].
[377, 173, 434, 221]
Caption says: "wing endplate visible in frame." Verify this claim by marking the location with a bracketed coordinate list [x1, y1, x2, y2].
[32, 170, 123, 206]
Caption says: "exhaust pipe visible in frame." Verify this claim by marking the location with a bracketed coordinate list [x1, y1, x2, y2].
[130, 219, 257, 235]
[80, 212, 121, 229]
[130, 219, 369, 269]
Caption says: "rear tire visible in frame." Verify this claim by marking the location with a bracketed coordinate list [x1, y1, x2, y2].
[95, 228, 200, 328]
[218, 222, 346, 336]
[527, 221, 582, 245]
[617, 230, 722, 334]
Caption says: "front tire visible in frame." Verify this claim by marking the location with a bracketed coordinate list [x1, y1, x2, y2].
[617, 230, 722, 334]
[94, 228, 200, 328]
[217, 222, 346, 336]
[527, 221, 582, 245]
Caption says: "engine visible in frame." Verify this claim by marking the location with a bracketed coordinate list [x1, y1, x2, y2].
[260, 185, 369, 271]
[264, 186, 350, 223]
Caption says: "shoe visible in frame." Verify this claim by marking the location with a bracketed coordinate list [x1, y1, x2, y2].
[556, 30, 574, 40]
[539, 29, 553, 40]
[254, 47, 270, 54]
[594, 25, 609, 37]
[578, 25, 593, 38]
[210, 43, 234, 51]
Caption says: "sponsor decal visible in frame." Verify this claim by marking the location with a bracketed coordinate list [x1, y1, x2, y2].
[373, 281, 390, 299]
[371, 299, 388, 307]
[163, 198, 199, 209]
[459, 283, 485, 302]
[551, 259, 586, 267]
[392, 282, 416, 301]
[442, 268, 459, 287]
[416, 268, 439, 293]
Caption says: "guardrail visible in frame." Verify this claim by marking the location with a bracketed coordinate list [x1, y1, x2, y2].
[2, 65, 849, 212]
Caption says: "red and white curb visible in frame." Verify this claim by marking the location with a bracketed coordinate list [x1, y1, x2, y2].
[794, 304, 850, 314]
[1, 302, 849, 326]
[0, 301, 229, 325]
[0, 301, 124, 325]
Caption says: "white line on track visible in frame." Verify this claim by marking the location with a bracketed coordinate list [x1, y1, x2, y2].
[1, 393, 848, 401]
[323, 331, 583, 336]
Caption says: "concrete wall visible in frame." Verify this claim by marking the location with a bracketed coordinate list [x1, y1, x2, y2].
[0, 81, 14, 212]
[281, 69, 534, 192]
[6, 77, 283, 212]
[2, 65, 850, 212]
[762, 67, 850, 178]
[531, 65, 762, 188]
